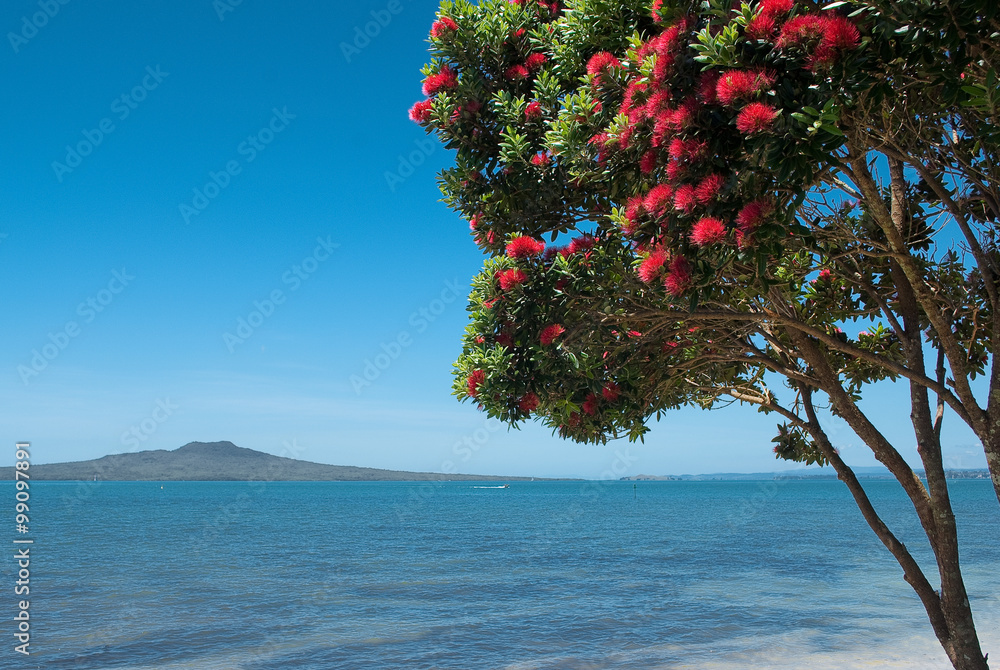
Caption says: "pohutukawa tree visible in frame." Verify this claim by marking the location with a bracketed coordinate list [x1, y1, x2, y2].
[411, 0, 998, 667]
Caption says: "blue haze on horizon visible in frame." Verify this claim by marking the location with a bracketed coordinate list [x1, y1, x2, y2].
[0, 0, 987, 477]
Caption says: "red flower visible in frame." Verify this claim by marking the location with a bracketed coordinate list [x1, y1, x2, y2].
[668, 138, 707, 162]
[818, 268, 832, 281]
[644, 184, 674, 218]
[811, 15, 861, 65]
[525, 53, 547, 71]
[540, 324, 565, 345]
[495, 331, 513, 347]
[423, 65, 458, 96]
[666, 159, 686, 181]
[525, 101, 542, 120]
[518, 392, 540, 413]
[690, 217, 727, 246]
[648, 25, 686, 83]
[746, 0, 792, 39]
[759, 0, 793, 16]
[715, 69, 774, 106]
[587, 51, 622, 75]
[531, 151, 552, 167]
[638, 249, 668, 283]
[736, 102, 778, 134]
[644, 89, 673, 117]
[676, 98, 701, 129]
[737, 199, 774, 229]
[497, 268, 527, 290]
[506, 236, 545, 258]
[505, 64, 530, 80]
[673, 184, 698, 214]
[664, 256, 692, 296]
[430, 16, 458, 38]
[822, 15, 861, 51]
[618, 124, 636, 149]
[624, 194, 646, 235]
[696, 71, 719, 104]
[601, 382, 620, 402]
[408, 99, 433, 123]
[777, 15, 827, 48]
[622, 82, 649, 121]
[538, 0, 560, 14]
[582, 393, 599, 416]
[694, 174, 725, 204]
[746, 14, 777, 40]
[777, 13, 860, 67]
[467, 370, 486, 397]
[639, 149, 659, 174]
[567, 235, 595, 254]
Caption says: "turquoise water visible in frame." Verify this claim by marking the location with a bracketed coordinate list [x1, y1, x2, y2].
[2, 479, 998, 669]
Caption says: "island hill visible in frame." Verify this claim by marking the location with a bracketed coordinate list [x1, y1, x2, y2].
[0, 441, 537, 482]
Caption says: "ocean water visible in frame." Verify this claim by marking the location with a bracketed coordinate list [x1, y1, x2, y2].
[1, 479, 997, 669]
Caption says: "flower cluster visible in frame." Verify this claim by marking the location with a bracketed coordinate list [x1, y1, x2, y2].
[577, 1, 861, 295]
[417, 0, 865, 440]
[506, 236, 546, 258]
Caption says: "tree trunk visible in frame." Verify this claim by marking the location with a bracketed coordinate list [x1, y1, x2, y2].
[790, 336, 990, 670]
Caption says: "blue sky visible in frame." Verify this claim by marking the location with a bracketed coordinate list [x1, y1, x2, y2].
[0, 0, 986, 477]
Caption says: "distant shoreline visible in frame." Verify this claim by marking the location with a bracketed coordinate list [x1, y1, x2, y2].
[621, 469, 991, 482]
[0, 441, 554, 482]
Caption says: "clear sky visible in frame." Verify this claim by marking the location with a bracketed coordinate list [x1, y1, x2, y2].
[0, 0, 986, 477]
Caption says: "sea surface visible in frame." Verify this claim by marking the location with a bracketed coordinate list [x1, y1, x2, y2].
[1, 479, 998, 669]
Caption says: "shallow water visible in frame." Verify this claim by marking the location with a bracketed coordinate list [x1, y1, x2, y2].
[2, 479, 997, 669]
